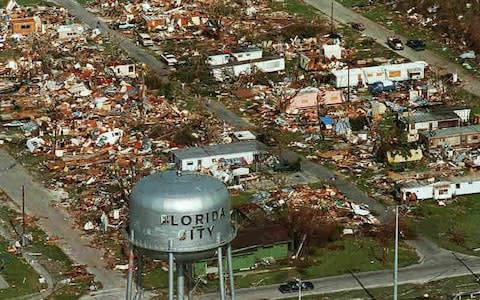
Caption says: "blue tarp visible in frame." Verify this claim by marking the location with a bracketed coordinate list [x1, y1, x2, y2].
[320, 116, 334, 125]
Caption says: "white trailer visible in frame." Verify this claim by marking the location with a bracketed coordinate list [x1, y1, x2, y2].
[397, 176, 480, 201]
[332, 61, 428, 88]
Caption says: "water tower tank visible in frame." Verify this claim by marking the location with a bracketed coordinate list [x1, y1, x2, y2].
[129, 171, 235, 261]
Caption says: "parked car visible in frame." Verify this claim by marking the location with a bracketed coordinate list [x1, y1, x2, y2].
[387, 36, 404, 50]
[273, 160, 301, 172]
[406, 39, 426, 51]
[348, 22, 365, 31]
[137, 33, 154, 47]
[279, 280, 314, 294]
[117, 22, 136, 30]
[160, 52, 178, 66]
[368, 80, 396, 94]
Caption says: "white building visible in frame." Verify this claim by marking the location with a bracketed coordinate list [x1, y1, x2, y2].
[332, 61, 428, 88]
[396, 176, 480, 201]
[172, 141, 267, 171]
[57, 24, 85, 40]
[109, 62, 136, 78]
[207, 48, 263, 66]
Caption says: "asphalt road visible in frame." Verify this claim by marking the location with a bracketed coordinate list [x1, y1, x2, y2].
[0, 150, 125, 290]
[201, 237, 480, 299]
[304, 0, 480, 97]
[53, 0, 169, 76]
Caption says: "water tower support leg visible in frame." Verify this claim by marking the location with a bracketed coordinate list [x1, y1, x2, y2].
[126, 245, 134, 300]
[218, 246, 226, 300]
[177, 263, 185, 300]
[168, 252, 174, 300]
[187, 264, 193, 300]
[135, 255, 144, 300]
[227, 244, 235, 300]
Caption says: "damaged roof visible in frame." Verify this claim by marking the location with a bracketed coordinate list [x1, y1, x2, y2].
[172, 140, 267, 160]
[231, 223, 291, 250]
[425, 124, 480, 138]
[400, 111, 460, 124]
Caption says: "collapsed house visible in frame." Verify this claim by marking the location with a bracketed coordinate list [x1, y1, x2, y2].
[331, 61, 428, 88]
[396, 176, 480, 201]
[298, 44, 343, 71]
[208, 48, 285, 81]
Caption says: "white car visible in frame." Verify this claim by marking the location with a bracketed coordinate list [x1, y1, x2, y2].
[160, 52, 178, 66]
[118, 22, 136, 30]
[138, 33, 154, 47]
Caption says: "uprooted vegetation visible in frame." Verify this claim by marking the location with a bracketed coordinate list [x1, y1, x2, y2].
[395, 1, 480, 51]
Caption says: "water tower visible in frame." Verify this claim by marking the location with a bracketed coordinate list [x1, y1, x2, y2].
[126, 170, 236, 300]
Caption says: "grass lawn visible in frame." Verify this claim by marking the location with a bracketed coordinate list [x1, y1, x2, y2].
[234, 237, 417, 289]
[145, 236, 417, 291]
[1, 0, 42, 7]
[273, 0, 322, 20]
[143, 267, 168, 290]
[283, 274, 480, 299]
[230, 191, 254, 208]
[0, 191, 90, 299]
[414, 194, 480, 255]
[455, 88, 480, 114]
[301, 237, 417, 277]
[0, 238, 44, 299]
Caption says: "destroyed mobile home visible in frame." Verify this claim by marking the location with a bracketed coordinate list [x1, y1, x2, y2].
[0, 1, 388, 280]
[2, 0, 480, 296]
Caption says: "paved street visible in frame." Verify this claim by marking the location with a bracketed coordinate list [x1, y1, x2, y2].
[53, 0, 169, 76]
[305, 0, 480, 97]
[201, 236, 480, 299]
[0, 150, 125, 290]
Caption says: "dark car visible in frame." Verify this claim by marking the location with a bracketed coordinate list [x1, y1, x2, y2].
[387, 36, 404, 50]
[273, 160, 301, 172]
[279, 280, 314, 293]
[406, 39, 426, 51]
[368, 80, 396, 94]
[348, 22, 365, 31]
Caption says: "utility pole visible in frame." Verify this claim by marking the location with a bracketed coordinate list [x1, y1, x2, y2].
[393, 205, 399, 300]
[22, 185, 26, 246]
[297, 278, 302, 300]
[316, 93, 324, 141]
[347, 63, 350, 102]
[330, 2, 334, 33]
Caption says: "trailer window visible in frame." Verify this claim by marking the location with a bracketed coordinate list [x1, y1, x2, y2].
[438, 188, 449, 195]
